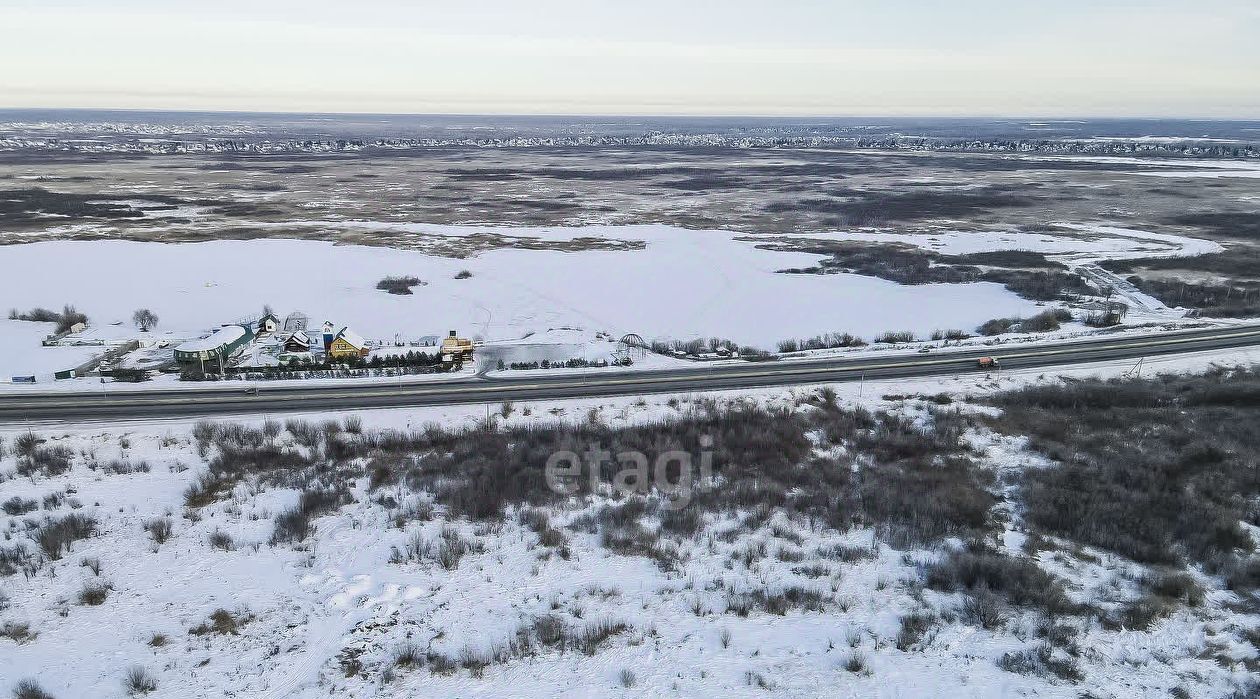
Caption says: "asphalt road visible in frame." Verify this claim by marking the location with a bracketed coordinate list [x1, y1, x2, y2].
[3, 324, 1259, 423]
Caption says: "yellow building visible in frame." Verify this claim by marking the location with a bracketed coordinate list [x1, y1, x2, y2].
[328, 327, 369, 359]
[441, 330, 475, 361]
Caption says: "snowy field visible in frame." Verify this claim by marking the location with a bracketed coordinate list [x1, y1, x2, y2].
[1, 346, 1257, 698]
[0, 320, 102, 379]
[787, 221, 1222, 262]
[0, 224, 1050, 377]
[0, 221, 1221, 379]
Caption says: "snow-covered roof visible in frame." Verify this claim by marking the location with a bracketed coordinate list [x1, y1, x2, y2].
[336, 327, 366, 349]
[175, 325, 246, 352]
[285, 330, 309, 343]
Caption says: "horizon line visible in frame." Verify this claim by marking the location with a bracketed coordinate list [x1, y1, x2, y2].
[2, 106, 1259, 122]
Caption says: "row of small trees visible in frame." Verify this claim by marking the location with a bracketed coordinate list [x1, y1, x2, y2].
[498, 357, 631, 371]
[7, 305, 159, 333]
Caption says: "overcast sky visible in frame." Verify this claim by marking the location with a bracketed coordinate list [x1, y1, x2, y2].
[2, 0, 1257, 117]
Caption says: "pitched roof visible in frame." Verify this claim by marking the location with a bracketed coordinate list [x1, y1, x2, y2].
[335, 327, 366, 349]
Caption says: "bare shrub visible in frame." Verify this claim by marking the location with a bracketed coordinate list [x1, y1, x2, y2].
[533, 615, 568, 647]
[719, 628, 732, 648]
[14, 432, 41, 458]
[1017, 309, 1071, 333]
[997, 643, 1082, 682]
[926, 547, 1076, 617]
[426, 651, 458, 675]
[817, 543, 877, 563]
[435, 526, 480, 570]
[618, 668, 636, 688]
[725, 587, 826, 617]
[1148, 571, 1205, 607]
[144, 518, 172, 545]
[874, 330, 915, 344]
[978, 317, 1020, 336]
[12, 679, 55, 699]
[375, 275, 424, 295]
[400, 404, 814, 522]
[0, 544, 36, 577]
[55, 305, 88, 334]
[1108, 593, 1176, 632]
[2, 497, 37, 516]
[189, 608, 250, 636]
[745, 670, 773, 689]
[661, 508, 702, 537]
[208, 530, 234, 551]
[895, 612, 936, 651]
[16, 445, 74, 478]
[519, 508, 568, 549]
[183, 471, 227, 508]
[78, 580, 110, 605]
[122, 666, 157, 695]
[285, 420, 320, 447]
[1, 621, 36, 644]
[961, 591, 1006, 630]
[147, 633, 168, 647]
[931, 329, 970, 341]
[850, 411, 995, 546]
[843, 650, 867, 673]
[574, 619, 629, 655]
[392, 642, 423, 668]
[35, 513, 96, 560]
[1222, 556, 1260, 592]
[271, 487, 350, 545]
[262, 419, 281, 441]
[271, 508, 313, 544]
[991, 369, 1260, 567]
[80, 557, 102, 575]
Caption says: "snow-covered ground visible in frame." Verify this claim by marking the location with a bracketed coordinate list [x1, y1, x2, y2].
[0, 320, 103, 379]
[0, 224, 1038, 378]
[1, 346, 1257, 698]
[0, 222, 1225, 380]
[765, 221, 1220, 262]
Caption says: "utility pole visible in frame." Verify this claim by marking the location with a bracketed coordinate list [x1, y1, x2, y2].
[1123, 357, 1145, 379]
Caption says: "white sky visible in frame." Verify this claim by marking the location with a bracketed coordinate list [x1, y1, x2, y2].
[2, 0, 1258, 117]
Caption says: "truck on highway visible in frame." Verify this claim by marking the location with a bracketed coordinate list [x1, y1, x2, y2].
[977, 356, 1000, 370]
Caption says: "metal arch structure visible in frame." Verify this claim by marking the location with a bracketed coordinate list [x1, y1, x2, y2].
[617, 333, 648, 362]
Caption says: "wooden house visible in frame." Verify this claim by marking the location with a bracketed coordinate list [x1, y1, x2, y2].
[282, 330, 311, 353]
[328, 327, 369, 359]
[257, 313, 281, 335]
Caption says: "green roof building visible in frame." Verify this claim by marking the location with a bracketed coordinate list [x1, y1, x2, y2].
[174, 325, 255, 365]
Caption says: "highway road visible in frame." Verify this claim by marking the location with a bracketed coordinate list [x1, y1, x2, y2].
[2, 324, 1258, 423]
